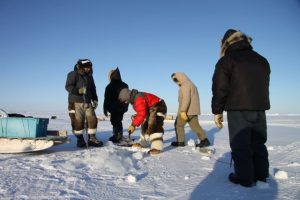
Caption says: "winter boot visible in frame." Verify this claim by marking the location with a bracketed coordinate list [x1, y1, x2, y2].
[88, 134, 103, 147]
[148, 149, 161, 155]
[171, 141, 185, 147]
[196, 138, 210, 148]
[109, 132, 123, 143]
[76, 134, 86, 148]
[149, 133, 163, 154]
[132, 143, 142, 148]
[255, 177, 267, 183]
[228, 173, 254, 187]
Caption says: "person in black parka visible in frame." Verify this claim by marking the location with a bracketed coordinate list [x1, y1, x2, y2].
[103, 67, 129, 143]
[65, 59, 103, 148]
[212, 29, 271, 187]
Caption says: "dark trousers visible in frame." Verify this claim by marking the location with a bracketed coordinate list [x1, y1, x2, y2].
[110, 111, 125, 134]
[142, 100, 167, 135]
[227, 111, 269, 184]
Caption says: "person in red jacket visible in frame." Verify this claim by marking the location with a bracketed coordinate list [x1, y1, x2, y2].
[118, 88, 167, 155]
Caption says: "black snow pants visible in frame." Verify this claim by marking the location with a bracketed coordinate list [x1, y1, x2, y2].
[110, 111, 125, 134]
[227, 111, 269, 185]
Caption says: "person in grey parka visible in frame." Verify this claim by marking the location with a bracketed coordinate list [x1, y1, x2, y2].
[65, 59, 103, 148]
[171, 72, 210, 148]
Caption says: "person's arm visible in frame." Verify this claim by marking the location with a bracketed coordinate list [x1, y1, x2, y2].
[65, 72, 79, 95]
[131, 97, 147, 127]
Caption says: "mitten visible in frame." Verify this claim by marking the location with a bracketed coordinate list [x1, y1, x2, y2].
[92, 100, 98, 109]
[214, 114, 223, 129]
[180, 112, 188, 121]
[128, 125, 136, 134]
[78, 87, 87, 94]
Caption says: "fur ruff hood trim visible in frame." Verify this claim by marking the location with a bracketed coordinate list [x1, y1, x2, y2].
[220, 31, 252, 58]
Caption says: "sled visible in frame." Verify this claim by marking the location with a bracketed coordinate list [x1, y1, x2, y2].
[0, 130, 69, 153]
[0, 110, 69, 153]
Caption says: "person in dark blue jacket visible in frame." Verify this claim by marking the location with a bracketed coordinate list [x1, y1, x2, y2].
[65, 59, 103, 148]
[212, 29, 270, 187]
[103, 67, 129, 143]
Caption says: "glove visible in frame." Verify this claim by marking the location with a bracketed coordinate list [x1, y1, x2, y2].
[78, 87, 87, 94]
[180, 112, 188, 121]
[103, 109, 108, 117]
[92, 100, 98, 109]
[214, 114, 223, 129]
[128, 125, 136, 134]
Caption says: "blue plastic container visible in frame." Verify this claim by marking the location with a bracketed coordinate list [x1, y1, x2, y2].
[0, 117, 49, 138]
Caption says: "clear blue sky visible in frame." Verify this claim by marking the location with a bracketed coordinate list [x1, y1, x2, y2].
[1, 0, 300, 114]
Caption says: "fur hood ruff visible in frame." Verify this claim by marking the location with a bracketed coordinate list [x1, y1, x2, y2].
[220, 31, 252, 57]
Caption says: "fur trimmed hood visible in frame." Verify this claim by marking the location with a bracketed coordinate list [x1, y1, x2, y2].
[108, 67, 122, 82]
[171, 72, 192, 86]
[220, 31, 252, 57]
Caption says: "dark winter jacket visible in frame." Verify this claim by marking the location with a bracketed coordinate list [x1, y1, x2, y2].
[65, 67, 98, 103]
[129, 89, 161, 127]
[212, 33, 270, 114]
[103, 68, 129, 114]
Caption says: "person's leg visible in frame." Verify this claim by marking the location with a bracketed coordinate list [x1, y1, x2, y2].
[228, 111, 255, 187]
[252, 111, 269, 182]
[173, 116, 186, 145]
[149, 132, 164, 155]
[73, 103, 86, 147]
[133, 134, 149, 148]
[68, 102, 76, 133]
[188, 116, 206, 140]
[86, 105, 102, 147]
[145, 100, 168, 134]
[109, 112, 124, 143]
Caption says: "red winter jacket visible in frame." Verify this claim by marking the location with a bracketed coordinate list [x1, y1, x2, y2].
[131, 92, 160, 127]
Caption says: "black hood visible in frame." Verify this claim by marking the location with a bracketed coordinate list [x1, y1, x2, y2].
[109, 67, 122, 81]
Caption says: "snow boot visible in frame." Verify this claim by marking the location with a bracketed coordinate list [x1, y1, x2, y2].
[196, 138, 210, 148]
[132, 143, 142, 148]
[148, 149, 161, 155]
[171, 141, 185, 147]
[88, 134, 103, 147]
[109, 132, 123, 143]
[228, 173, 254, 187]
[149, 133, 163, 153]
[76, 134, 86, 148]
[255, 177, 267, 183]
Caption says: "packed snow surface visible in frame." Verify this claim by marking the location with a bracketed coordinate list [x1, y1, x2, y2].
[1, 113, 300, 200]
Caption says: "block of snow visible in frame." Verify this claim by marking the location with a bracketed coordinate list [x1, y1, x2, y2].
[201, 156, 210, 160]
[127, 175, 137, 183]
[132, 152, 144, 160]
[267, 146, 274, 151]
[187, 139, 195, 147]
[274, 170, 288, 180]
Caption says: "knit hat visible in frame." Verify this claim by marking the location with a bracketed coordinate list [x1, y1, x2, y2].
[118, 88, 131, 103]
[221, 29, 238, 45]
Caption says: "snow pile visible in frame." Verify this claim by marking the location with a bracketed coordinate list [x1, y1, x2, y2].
[187, 139, 196, 147]
[274, 170, 288, 180]
[127, 175, 137, 183]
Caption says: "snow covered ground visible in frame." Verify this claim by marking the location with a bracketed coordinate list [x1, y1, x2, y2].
[0, 113, 300, 200]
